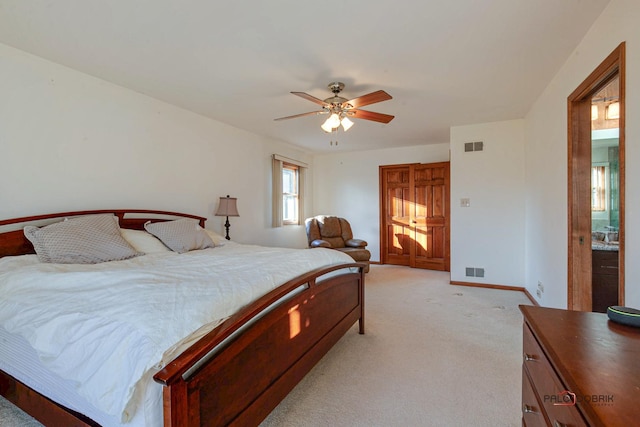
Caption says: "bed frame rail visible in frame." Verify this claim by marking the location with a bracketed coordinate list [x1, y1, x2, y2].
[153, 263, 365, 426]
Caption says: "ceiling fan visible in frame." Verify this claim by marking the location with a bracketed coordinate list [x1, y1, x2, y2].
[274, 82, 394, 133]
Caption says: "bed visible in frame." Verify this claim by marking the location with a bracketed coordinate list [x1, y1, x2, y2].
[0, 209, 365, 426]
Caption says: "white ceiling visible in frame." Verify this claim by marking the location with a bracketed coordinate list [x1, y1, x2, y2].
[0, 0, 610, 153]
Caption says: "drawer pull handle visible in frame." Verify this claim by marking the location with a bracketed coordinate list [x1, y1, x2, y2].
[523, 404, 536, 414]
[553, 421, 567, 427]
[524, 353, 537, 362]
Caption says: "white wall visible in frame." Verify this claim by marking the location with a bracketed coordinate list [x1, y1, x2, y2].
[312, 144, 450, 262]
[0, 43, 311, 248]
[450, 120, 526, 286]
[524, 0, 640, 308]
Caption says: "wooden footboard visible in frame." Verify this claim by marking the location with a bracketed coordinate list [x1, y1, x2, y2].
[153, 263, 365, 427]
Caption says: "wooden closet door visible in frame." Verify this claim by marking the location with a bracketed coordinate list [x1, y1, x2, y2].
[380, 165, 412, 266]
[380, 162, 450, 271]
[412, 163, 450, 271]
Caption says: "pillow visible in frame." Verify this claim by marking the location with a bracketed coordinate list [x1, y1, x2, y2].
[144, 219, 215, 253]
[204, 229, 227, 246]
[24, 214, 140, 264]
[120, 228, 171, 254]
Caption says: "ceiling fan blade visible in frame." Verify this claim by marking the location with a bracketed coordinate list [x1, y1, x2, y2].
[291, 92, 329, 107]
[274, 110, 327, 121]
[343, 90, 392, 109]
[349, 109, 395, 124]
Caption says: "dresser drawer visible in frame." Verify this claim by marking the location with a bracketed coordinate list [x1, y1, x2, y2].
[522, 369, 547, 427]
[523, 324, 586, 427]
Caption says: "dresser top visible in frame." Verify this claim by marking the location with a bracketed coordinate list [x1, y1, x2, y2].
[520, 305, 640, 426]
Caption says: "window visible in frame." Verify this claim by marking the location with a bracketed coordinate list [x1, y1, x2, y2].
[591, 164, 608, 212]
[272, 154, 307, 227]
[282, 163, 299, 224]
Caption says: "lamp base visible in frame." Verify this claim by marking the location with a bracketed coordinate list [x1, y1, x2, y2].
[224, 217, 231, 240]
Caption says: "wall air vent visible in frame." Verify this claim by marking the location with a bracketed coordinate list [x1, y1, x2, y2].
[464, 141, 484, 152]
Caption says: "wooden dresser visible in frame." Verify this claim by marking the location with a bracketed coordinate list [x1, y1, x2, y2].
[519, 305, 640, 426]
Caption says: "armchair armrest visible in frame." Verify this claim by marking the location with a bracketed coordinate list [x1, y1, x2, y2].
[345, 239, 367, 248]
[310, 239, 332, 248]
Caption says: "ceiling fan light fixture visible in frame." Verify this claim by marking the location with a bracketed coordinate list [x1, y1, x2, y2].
[321, 118, 334, 132]
[341, 116, 354, 131]
[321, 113, 341, 132]
[327, 113, 341, 127]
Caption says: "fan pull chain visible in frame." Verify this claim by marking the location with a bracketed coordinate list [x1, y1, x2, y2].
[330, 127, 339, 146]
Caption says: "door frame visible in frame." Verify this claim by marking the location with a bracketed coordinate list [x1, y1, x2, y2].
[567, 42, 625, 310]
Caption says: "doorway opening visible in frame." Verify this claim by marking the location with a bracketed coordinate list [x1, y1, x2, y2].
[568, 42, 625, 311]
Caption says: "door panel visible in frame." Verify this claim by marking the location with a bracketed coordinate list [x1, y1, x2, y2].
[413, 163, 449, 270]
[383, 168, 411, 265]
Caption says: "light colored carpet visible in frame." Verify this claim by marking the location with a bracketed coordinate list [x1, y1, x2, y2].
[262, 265, 531, 427]
[0, 265, 530, 426]
[0, 396, 42, 427]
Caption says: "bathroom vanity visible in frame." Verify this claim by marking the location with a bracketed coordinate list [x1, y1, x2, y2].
[591, 241, 619, 313]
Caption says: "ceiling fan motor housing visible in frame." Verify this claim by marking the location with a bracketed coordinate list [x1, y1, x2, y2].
[328, 82, 345, 94]
[324, 82, 350, 109]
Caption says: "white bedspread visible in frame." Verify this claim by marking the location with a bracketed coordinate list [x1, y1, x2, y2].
[0, 242, 354, 422]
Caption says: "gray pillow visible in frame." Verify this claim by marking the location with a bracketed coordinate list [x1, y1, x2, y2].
[24, 214, 140, 264]
[144, 219, 215, 253]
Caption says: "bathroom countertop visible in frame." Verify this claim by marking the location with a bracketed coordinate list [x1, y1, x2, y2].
[592, 241, 619, 251]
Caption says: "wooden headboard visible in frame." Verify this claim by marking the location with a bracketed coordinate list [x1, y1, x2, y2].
[0, 210, 207, 258]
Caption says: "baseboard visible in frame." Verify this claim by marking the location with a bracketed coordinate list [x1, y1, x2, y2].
[450, 281, 539, 306]
[521, 288, 539, 306]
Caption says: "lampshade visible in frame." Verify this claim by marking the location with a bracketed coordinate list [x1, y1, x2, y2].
[591, 104, 598, 120]
[341, 116, 354, 131]
[321, 113, 355, 133]
[327, 113, 341, 128]
[321, 113, 341, 132]
[215, 195, 239, 217]
[320, 119, 334, 133]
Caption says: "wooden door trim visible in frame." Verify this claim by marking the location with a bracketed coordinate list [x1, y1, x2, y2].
[567, 42, 625, 310]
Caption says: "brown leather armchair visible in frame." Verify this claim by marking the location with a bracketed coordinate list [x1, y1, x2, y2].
[305, 215, 370, 272]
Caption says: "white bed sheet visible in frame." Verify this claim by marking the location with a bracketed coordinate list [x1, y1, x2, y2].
[0, 326, 161, 427]
[0, 242, 354, 424]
